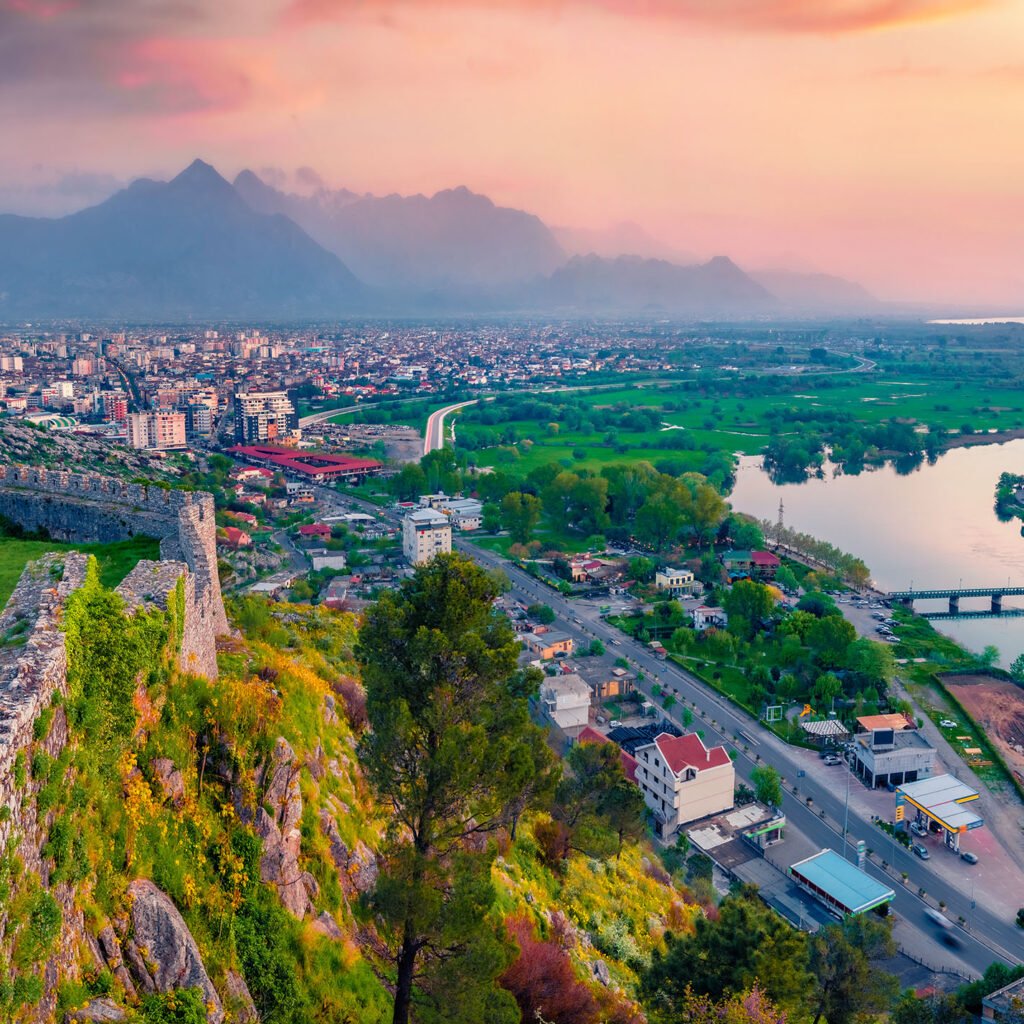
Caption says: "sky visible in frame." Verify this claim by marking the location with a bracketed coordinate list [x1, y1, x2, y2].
[1, 0, 1022, 306]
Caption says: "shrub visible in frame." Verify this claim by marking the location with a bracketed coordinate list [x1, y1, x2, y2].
[332, 676, 368, 733]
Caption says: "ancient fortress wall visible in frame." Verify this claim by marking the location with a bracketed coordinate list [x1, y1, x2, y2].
[0, 466, 228, 679]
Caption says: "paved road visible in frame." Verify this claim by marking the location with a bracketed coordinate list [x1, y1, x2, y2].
[423, 399, 479, 455]
[298, 403, 363, 428]
[457, 537, 1022, 976]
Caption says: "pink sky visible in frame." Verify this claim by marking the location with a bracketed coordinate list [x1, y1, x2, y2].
[1, 0, 1022, 305]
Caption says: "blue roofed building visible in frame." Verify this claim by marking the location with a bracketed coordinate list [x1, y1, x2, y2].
[788, 848, 895, 918]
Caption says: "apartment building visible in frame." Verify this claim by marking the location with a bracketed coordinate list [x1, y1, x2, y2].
[402, 508, 452, 565]
[125, 410, 187, 450]
[634, 732, 734, 835]
[233, 390, 299, 444]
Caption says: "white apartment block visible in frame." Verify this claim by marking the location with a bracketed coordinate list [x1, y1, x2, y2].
[634, 732, 734, 835]
[402, 509, 452, 565]
[126, 410, 187, 451]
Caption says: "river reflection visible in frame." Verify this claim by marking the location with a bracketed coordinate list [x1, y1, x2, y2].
[730, 439, 1024, 665]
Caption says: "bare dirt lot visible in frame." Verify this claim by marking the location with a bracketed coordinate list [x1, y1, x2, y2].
[941, 673, 1024, 784]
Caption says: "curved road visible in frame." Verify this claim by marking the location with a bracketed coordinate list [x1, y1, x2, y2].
[423, 399, 478, 455]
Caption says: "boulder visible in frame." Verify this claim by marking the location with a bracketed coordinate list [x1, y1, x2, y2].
[124, 880, 224, 1023]
[150, 757, 186, 809]
[592, 959, 611, 986]
[96, 925, 136, 1000]
[64, 998, 127, 1022]
[261, 737, 301, 832]
[312, 910, 345, 941]
[222, 970, 259, 1024]
[323, 693, 338, 725]
[319, 811, 378, 896]
[255, 807, 312, 919]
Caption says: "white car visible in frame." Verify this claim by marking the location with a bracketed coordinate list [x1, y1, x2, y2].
[939, 719, 958, 729]
[609, 720, 622, 729]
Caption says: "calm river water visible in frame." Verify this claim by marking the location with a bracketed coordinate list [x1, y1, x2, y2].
[730, 439, 1024, 665]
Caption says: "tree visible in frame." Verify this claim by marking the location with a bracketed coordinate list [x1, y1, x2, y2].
[750, 765, 782, 807]
[356, 554, 556, 1024]
[1011, 653, 1024, 682]
[481, 502, 502, 533]
[797, 591, 840, 618]
[808, 915, 898, 1024]
[641, 886, 811, 1018]
[687, 481, 728, 548]
[774, 565, 800, 592]
[588, 638, 606, 656]
[390, 462, 428, 502]
[527, 603, 556, 625]
[891, 991, 972, 1024]
[628, 556, 657, 583]
[552, 741, 644, 860]
[808, 615, 856, 669]
[501, 492, 542, 545]
[722, 580, 775, 642]
[978, 644, 1001, 669]
[635, 492, 684, 551]
[813, 672, 843, 709]
[846, 637, 896, 686]
[728, 516, 765, 551]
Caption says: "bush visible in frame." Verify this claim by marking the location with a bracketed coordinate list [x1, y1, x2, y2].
[332, 676, 368, 733]
[533, 818, 571, 869]
[140, 988, 208, 1024]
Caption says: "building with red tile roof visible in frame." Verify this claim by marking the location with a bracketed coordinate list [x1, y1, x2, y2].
[576, 726, 639, 783]
[229, 444, 382, 483]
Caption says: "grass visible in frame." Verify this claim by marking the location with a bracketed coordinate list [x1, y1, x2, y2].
[0, 534, 160, 608]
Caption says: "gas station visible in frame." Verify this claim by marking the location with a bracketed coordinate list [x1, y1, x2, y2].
[894, 774, 984, 852]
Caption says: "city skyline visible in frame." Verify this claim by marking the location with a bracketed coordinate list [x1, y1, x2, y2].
[2, 0, 1022, 305]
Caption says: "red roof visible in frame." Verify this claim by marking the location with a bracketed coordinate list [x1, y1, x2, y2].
[577, 727, 639, 783]
[298, 523, 331, 537]
[229, 444, 382, 478]
[751, 550, 781, 567]
[653, 732, 730, 774]
[221, 526, 251, 547]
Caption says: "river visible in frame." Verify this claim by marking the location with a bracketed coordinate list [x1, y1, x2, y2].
[730, 439, 1024, 665]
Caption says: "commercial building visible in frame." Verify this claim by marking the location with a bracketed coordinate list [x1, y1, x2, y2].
[655, 567, 697, 596]
[402, 508, 452, 565]
[125, 410, 187, 450]
[895, 774, 984, 853]
[720, 549, 781, 580]
[229, 444, 382, 483]
[538, 674, 591, 734]
[788, 849, 894, 918]
[634, 731, 734, 835]
[850, 716, 935, 789]
[692, 606, 728, 632]
[982, 976, 1024, 1022]
[233, 390, 299, 443]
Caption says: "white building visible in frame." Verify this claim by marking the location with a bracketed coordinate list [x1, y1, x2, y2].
[538, 674, 591, 733]
[656, 567, 697, 596]
[443, 498, 483, 531]
[402, 508, 452, 565]
[692, 606, 728, 632]
[125, 410, 187, 450]
[308, 549, 348, 572]
[634, 732, 734, 834]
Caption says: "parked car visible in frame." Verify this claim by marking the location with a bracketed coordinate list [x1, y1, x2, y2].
[939, 719, 958, 729]
[912, 843, 930, 860]
[910, 820, 928, 837]
[823, 755, 843, 766]
[609, 720, 622, 729]
[960, 851, 978, 864]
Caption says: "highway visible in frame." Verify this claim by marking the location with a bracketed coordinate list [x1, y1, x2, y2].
[423, 399, 478, 455]
[456, 536, 1023, 977]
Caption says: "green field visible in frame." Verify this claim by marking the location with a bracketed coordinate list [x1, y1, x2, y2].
[0, 535, 161, 609]
[454, 374, 1024, 471]
[329, 396, 461, 433]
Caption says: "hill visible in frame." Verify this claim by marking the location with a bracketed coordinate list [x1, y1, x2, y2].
[524, 253, 774, 315]
[234, 170, 566, 292]
[750, 269, 877, 313]
[0, 160, 363, 319]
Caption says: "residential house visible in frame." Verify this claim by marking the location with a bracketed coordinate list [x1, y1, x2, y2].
[308, 549, 348, 572]
[298, 523, 332, 543]
[524, 631, 575, 660]
[634, 732, 735, 835]
[219, 526, 252, 550]
[720, 549, 781, 580]
[537, 674, 591, 733]
[692, 606, 728, 632]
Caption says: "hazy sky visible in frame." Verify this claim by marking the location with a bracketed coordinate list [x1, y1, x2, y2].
[1, 0, 1022, 305]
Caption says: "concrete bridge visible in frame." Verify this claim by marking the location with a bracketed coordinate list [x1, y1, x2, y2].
[889, 585, 1024, 615]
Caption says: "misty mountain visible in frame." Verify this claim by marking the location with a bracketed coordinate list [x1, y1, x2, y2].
[751, 269, 876, 312]
[0, 160, 363, 318]
[234, 170, 566, 291]
[524, 254, 774, 315]
[552, 221, 699, 265]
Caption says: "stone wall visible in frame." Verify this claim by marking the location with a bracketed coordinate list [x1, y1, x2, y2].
[0, 466, 227, 679]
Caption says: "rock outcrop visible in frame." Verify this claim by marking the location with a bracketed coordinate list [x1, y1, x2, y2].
[123, 879, 224, 1023]
[319, 809, 378, 897]
[64, 998, 128, 1022]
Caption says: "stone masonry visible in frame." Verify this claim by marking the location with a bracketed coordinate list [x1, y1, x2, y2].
[0, 466, 227, 679]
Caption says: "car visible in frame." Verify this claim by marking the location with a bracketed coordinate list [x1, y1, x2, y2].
[823, 755, 843, 766]
[939, 719, 958, 729]
[611, 638, 622, 646]
[960, 851, 978, 864]
[910, 820, 928, 836]
[609, 720, 622, 729]
[912, 843, 930, 860]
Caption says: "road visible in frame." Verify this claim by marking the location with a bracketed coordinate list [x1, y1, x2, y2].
[423, 399, 478, 455]
[456, 536, 1022, 976]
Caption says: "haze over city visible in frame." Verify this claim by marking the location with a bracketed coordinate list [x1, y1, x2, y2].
[2, 0, 1023, 307]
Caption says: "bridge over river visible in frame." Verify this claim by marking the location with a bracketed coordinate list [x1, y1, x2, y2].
[889, 585, 1024, 618]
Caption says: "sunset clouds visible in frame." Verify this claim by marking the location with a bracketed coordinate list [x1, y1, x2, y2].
[0, 0, 1020, 304]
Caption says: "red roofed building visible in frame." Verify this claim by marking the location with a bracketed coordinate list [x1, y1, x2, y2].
[219, 526, 252, 550]
[229, 444, 382, 483]
[751, 550, 781, 578]
[298, 523, 332, 542]
[634, 732, 734, 835]
[576, 726, 639, 783]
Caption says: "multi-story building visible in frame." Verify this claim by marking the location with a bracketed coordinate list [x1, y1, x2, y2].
[402, 509, 452, 565]
[101, 391, 129, 423]
[184, 403, 212, 439]
[850, 714, 935, 789]
[126, 411, 187, 450]
[0, 356, 24, 373]
[634, 732, 734, 835]
[655, 567, 697, 596]
[233, 390, 299, 444]
[537, 674, 591, 734]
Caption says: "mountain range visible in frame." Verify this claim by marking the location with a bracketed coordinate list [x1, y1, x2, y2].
[0, 160, 877, 319]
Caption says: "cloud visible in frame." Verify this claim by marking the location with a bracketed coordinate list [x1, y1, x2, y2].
[283, 0, 992, 34]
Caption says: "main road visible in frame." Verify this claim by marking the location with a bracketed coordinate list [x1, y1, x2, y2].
[456, 536, 1023, 977]
[423, 399, 478, 455]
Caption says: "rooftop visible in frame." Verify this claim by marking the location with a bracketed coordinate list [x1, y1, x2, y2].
[856, 713, 914, 732]
[789, 849, 895, 915]
[896, 774, 983, 832]
[642, 731, 731, 774]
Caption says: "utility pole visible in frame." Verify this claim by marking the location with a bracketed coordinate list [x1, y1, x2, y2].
[842, 761, 851, 859]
